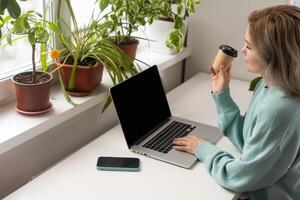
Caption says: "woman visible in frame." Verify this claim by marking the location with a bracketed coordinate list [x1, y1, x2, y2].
[173, 5, 300, 200]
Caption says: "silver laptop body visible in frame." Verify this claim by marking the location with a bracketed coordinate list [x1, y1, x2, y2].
[110, 66, 221, 168]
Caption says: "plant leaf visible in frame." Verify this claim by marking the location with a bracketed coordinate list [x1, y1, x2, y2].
[40, 43, 48, 71]
[6, 31, 12, 45]
[166, 29, 183, 52]
[0, 0, 9, 15]
[48, 21, 59, 32]
[59, 33, 74, 53]
[3, 15, 11, 23]
[58, 70, 78, 107]
[36, 28, 49, 43]
[110, 14, 118, 24]
[249, 76, 263, 91]
[64, 0, 79, 35]
[13, 17, 24, 33]
[102, 95, 112, 113]
[0, 15, 3, 28]
[136, 17, 146, 26]
[177, 5, 183, 15]
[6, 0, 21, 19]
[28, 31, 35, 45]
[174, 15, 184, 30]
[99, 0, 109, 11]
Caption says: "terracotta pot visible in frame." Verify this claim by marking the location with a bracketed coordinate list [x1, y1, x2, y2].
[57, 62, 104, 96]
[117, 40, 139, 62]
[12, 71, 52, 113]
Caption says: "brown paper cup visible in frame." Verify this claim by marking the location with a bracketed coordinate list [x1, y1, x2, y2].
[212, 50, 235, 72]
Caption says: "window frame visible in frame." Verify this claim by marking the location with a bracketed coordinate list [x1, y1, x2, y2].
[289, 0, 300, 5]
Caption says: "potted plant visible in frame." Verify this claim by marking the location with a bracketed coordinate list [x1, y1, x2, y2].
[98, 0, 200, 56]
[97, 0, 162, 61]
[1, 10, 54, 114]
[53, 0, 139, 111]
[146, 0, 186, 54]
[152, 0, 201, 53]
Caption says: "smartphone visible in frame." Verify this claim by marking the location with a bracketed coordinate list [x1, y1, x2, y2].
[96, 156, 140, 172]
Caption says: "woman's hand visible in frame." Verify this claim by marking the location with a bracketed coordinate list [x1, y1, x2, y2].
[172, 135, 205, 154]
[210, 65, 232, 94]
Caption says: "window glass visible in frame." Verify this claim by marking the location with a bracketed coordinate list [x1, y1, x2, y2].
[70, 0, 101, 29]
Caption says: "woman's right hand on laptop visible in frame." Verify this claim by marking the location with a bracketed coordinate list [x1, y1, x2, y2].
[172, 135, 204, 155]
[210, 64, 231, 94]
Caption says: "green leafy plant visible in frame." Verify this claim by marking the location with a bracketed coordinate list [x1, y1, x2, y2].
[0, 0, 21, 38]
[1, 10, 53, 82]
[97, 0, 161, 45]
[161, 0, 201, 52]
[98, 0, 201, 52]
[54, 0, 140, 111]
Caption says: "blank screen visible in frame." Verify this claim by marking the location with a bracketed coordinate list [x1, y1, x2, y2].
[110, 66, 171, 148]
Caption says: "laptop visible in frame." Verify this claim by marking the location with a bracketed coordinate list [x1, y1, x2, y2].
[110, 65, 221, 168]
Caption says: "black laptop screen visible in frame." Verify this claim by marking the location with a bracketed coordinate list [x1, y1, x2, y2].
[110, 66, 171, 148]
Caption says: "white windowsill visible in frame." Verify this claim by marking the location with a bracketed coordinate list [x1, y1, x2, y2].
[0, 44, 192, 155]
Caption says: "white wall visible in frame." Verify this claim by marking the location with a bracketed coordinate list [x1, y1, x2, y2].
[185, 0, 286, 82]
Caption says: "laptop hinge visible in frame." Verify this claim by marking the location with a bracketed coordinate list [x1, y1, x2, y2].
[131, 118, 171, 147]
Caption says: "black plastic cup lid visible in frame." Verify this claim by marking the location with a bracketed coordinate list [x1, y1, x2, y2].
[219, 45, 238, 57]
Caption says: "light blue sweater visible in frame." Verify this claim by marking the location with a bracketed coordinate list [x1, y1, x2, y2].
[195, 79, 300, 200]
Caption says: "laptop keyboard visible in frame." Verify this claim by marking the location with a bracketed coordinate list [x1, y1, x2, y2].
[142, 121, 196, 154]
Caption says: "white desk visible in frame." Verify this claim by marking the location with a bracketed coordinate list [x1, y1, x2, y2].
[5, 72, 252, 200]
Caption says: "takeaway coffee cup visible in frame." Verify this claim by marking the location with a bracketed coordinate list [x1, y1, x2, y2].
[212, 45, 238, 72]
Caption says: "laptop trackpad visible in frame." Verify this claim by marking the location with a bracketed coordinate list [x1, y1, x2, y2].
[194, 123, 222, 144]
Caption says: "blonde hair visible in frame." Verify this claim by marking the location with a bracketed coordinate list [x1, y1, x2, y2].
[248, 5, 300, 96]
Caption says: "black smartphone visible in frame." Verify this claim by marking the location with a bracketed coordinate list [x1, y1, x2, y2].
[96, 156, 140, 172]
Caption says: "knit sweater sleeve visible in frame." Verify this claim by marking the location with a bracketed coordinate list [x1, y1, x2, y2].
[211, 88, 245, 151]
[195, 103, 299, 192]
